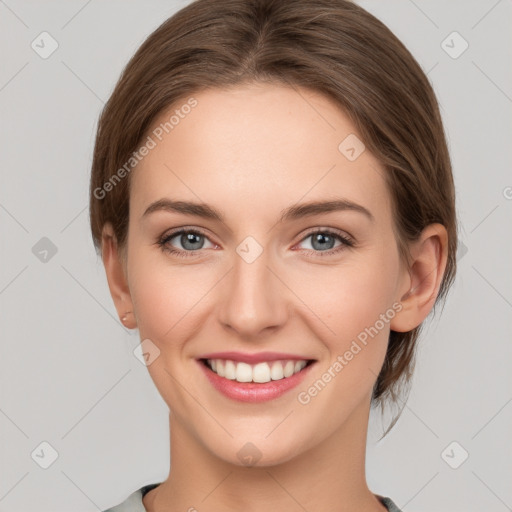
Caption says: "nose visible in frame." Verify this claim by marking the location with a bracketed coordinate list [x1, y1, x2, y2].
[217, 246, 289, 339]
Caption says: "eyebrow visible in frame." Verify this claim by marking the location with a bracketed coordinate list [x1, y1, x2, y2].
[141, 198, 374, 223]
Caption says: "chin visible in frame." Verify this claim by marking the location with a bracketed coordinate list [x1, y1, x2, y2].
[205, 434, 308, 469]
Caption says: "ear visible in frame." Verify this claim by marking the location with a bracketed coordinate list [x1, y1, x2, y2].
[390, 223, 449, 333]
[101, 223, 137, 329]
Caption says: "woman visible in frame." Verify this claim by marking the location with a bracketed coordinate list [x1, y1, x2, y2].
[90, 0, 457, 510]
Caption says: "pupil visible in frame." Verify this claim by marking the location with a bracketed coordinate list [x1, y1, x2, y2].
[183, 232, 203, 250]
[313, 233, 334, 251]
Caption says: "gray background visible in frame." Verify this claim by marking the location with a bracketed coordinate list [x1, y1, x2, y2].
[1, 1, 511, 511]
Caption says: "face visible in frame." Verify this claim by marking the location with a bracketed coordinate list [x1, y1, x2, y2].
[117, 83, 412, 466]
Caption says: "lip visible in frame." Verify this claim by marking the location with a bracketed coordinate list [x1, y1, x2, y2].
[197, 351, 315, 364]
[196, 358, 316, 403]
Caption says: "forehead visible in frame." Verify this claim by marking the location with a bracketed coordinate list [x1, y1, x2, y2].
[131, 83, 391, 226]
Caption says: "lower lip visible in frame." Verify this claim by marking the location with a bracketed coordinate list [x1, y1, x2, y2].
[197, 359, 316, 403]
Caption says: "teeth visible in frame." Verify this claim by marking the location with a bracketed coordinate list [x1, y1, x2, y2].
[236, 362, 253, 382]
[270, 361, 284, 380]
[216, 360, 225, 377]
[206, 359, 308, 383]
[284, 361, 295, 377]
[225, 360, 236, 380]
[253, 362, 271, 383]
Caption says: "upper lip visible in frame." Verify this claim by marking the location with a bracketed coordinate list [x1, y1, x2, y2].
[197, 351, 316, 364]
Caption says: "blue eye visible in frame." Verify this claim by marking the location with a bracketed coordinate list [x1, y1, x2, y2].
[157, 228, 354, 258]
[157, 228, 215, 258]
[295, 229, 354, 256]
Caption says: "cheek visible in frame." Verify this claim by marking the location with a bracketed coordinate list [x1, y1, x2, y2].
[291, 261, 398, 427]
[293, 257, 398, 340]
[128, 261, 215, 404]
[128, 252, 217, 345]
[287, 249, 400, 394]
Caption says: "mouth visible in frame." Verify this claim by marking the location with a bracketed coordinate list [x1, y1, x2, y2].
[196, 357, 317, 402]
[200, 358, 315, 383]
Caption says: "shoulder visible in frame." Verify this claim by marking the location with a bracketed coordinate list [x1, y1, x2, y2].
[102, 484, 161, 512]
[102, 488, 144, 512]
[379, 495, 404, 512]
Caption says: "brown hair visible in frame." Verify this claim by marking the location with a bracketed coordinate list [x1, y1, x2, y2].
[89, 0, 457, 435]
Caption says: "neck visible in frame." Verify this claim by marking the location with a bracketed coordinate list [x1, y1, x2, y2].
[145, 397, 387, 512]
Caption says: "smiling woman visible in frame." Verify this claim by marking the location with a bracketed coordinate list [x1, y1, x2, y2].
[89, 1, 457, 511]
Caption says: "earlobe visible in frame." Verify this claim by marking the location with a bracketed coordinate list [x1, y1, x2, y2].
[101, 223, 137, 329]
[390, 223, 448, 333]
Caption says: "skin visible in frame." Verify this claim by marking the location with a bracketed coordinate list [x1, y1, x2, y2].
[101, 82, 448, 512]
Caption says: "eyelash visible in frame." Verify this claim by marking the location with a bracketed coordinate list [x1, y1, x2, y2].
[156, 227, 355, 259]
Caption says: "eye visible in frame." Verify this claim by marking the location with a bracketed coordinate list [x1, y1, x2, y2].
[295, 229, 354, 257]
[157, 228, 216, 258]
[156, 227, 355, 259]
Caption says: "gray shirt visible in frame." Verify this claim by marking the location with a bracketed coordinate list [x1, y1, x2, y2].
[103, 483, 404, 511]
